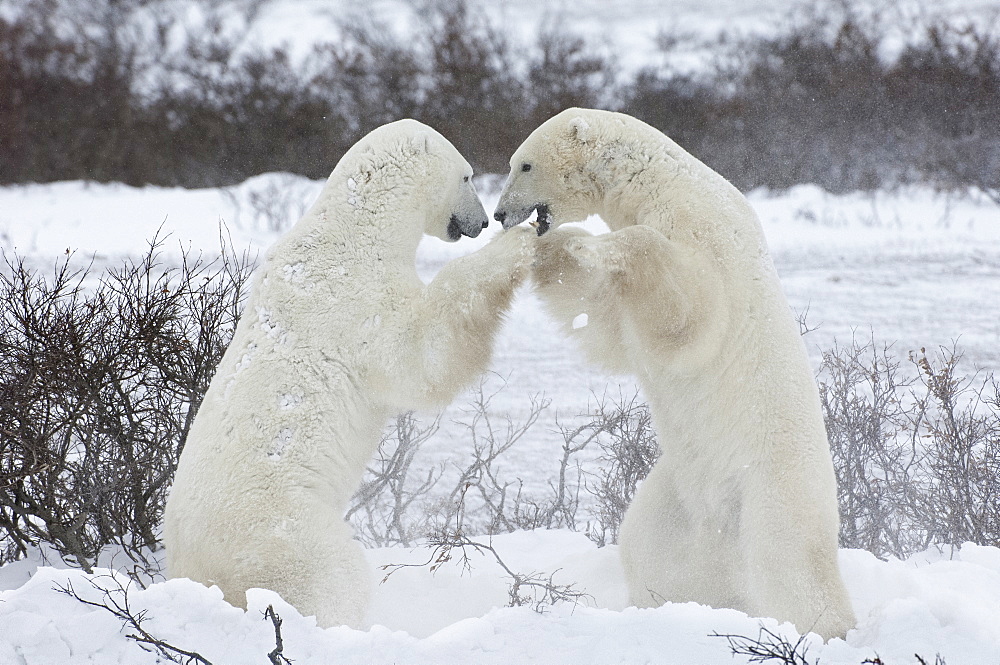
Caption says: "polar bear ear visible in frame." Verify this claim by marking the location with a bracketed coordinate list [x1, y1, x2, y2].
[410, 131, 432, 155]
[568, 116, 592, 144]
[355, 148, 377, 182]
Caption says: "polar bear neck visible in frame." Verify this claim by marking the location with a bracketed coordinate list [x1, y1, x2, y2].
[591, 138, 749, 231]
[281, 167, 428, 281]
[572, 114, 769, 271]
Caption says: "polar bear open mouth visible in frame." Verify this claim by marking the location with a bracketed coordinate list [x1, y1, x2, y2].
[528, 204, 550, 236]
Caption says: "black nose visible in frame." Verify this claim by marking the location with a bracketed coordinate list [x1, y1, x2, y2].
[482, 219, 489, 229]
[494, 210, 506, 223]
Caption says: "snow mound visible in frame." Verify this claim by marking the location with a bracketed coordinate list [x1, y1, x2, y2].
[3, 533, 999, 664]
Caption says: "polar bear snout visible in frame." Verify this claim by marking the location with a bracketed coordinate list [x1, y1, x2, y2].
[444, 180, 490, 241]
[494, 182, 530, 230]
[447, 213, 486, 241]
[493, 201, 532, 230]
[494, 202, 551, 236]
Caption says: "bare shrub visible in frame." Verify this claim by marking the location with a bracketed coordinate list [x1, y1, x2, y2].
[221, 174, 319, 233]
[414, 0, 527, 174]
[715, 624, 948, 665]
[381, 482, 591, 614]
[384, 526, 592, 614]
[819, 337, 925, 557]
[717, 2, 896, 192]
[352, 383, 660, 550]
[431, 380, 553, 536]
[0, 0, 166, 185]
[58, 573, 294, 664]
[58, 573, 214, 664]
[263, 605, 294, 665]
[368, 381, 598, 610]
[525, 19, 618, 127]
[819, 337, 1000, 559]
[621, 28, 725, 165]
[0, 0, 344, 186]
[714, 625, 816, 665]
[586, 391, 660, 547]
[347, 412, 443, 548]
[348, 379, 567, 547]
[894, 19, 1000, 203]
[323, 1, 619, 175]
[162, 24, 347, 186]
[910, 347, 1000, 548]
[317, 14, 424, 139]
[0, 233, 253, 573]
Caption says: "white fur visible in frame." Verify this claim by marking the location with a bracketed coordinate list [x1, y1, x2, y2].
[496, 108, 855, 639]
[164, 120, 535, 628]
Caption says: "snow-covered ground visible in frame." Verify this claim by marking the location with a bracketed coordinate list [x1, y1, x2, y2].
[2, 173, 999, 664]
[3, 535, 1000, 664]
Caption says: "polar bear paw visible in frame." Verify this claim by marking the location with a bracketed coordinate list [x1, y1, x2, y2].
[532, 226, 599, 287]
[489, 224, 537, 281]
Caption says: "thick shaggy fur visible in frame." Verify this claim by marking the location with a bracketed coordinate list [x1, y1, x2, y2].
[164, 120, 534, 628]
[494, 108, 855, 639]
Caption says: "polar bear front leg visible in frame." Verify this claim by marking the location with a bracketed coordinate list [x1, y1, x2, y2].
[531, 226, 631, 371]
[533, 224, 722, 373]
[401, 225, 536, 408]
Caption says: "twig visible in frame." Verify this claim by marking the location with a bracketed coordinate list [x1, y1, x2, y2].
[264, 605, 293, 665]
[712, 625, 814, 665]
[56, 575, 213, 664]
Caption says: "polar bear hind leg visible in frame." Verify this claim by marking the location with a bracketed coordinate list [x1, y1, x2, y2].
[740, 479, 856, 638]
[618, 460, 747, 611]
[231, 522, 370, 628]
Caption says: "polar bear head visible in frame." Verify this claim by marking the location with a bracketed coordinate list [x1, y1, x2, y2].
[493, 108, 638, 234]
[346, 119, 489, 242]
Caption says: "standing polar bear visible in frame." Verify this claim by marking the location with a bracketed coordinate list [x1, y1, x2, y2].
[164, 120, 534, 628]
[494, 108, 855, 639]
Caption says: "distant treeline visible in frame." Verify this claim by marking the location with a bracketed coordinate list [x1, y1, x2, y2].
[1, 0, 998, 197]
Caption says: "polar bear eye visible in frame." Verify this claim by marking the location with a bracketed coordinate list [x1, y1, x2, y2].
[521, 163, 532, 172]
[463, 175, 469, 182]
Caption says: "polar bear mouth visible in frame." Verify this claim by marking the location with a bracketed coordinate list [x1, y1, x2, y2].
[528, 204, 551, 236]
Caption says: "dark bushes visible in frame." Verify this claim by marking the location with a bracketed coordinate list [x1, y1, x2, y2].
[623, 3, 1000, 195]
[4, 0, 996, 195]
[0, 0, 355, 187]
[0, 0, 161, 186]
[0, 0, 614, 186]
[0, 236, 253, 571]
[895, 21, 1000, 203]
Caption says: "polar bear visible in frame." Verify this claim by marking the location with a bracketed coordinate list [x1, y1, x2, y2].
[164, 119, 534, 628]
[494, 108, 855, 639]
